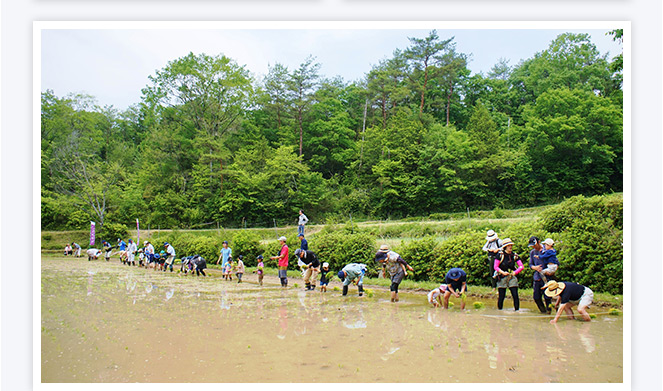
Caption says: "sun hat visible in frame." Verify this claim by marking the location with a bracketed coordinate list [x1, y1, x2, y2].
[528, 236, 539, 247]
[542, 238, 555, 246]
[294, 248, 302, 257]
[500, 238, 514, 248]
[337, 270, 346, 280]
[543, 280, 565, 297]
[164, 242, 169, 246]
[322, 262, 329, 268]
[439, 284, 447, 291]
[278, 236, 287, 242]
[379, 244, 390, 252]
[298, 233, 305, 238]
[486, 229, 498, 241]
[448, 268, 463, 280]
[257, 255, 263, 260]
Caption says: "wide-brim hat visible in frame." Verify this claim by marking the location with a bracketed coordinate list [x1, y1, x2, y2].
[448, 268, 462, 280]
[500, 238, 514, 248]
[278, 236, 287, 242]
[486, 230, 498, 241]
[378, 244, 390, 252]
[543, 280, 565, 297]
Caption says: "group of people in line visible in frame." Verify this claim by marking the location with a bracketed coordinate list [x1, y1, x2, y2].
[63, 214, 594, 323]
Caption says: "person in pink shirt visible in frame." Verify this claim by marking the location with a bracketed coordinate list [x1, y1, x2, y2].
[493, 238, 524, 311]
[270, 236, 289, 287]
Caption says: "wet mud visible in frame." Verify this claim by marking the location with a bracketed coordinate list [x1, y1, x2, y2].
[41, 258, 623, 383]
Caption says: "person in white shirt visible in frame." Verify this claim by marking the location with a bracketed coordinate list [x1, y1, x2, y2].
[86, 248, 101, 261]
[127, 239, 137, 266]
[163, 242, 176, 272]
[298, 210, 309, 236]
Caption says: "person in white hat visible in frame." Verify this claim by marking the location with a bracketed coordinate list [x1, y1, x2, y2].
[494, 238, 524, 311]
[543, 280, 594, 323]
[482, 229, 502, 291]
[270, 236, 289, 287]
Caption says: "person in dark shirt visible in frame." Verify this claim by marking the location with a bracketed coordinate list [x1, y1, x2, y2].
[528, 236, 552, 313]
[443, 268, 467, 310]
[295, 248, 320, 290]
[543, 280, 594, 323]
[319, 262, 331, 292]
[298, 234, 308, 251]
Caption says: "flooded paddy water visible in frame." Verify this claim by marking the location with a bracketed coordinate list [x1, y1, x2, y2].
[41, 257, 623, 383]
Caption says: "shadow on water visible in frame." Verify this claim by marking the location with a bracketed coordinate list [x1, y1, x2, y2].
[41, 258, 623, 383]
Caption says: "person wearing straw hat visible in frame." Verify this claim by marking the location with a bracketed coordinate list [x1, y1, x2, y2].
[271, 236, 289, 287]
[375, 244, 414, 302]
[494, 238, 524, 311]
[482, 229, 503, 292]
[543, 280, 594, 323]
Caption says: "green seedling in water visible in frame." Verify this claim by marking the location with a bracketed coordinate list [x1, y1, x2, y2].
[294, 283, 299, 288]
[332, 286, 340, 292]
[448, 302, 454, 308]
[473, 301, 485, 309]
[589, 314, 597, 319]
[608, 308, 621, 315]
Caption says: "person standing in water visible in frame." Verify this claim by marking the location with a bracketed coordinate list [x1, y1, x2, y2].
[271, 236, 289, 287]
[482, 229, 502, 291]
[375, 244, 414, 302]
[544, 280, 594, 323]
[256, 255, 265, 286]
[494, 238, 524, 311]
[338, 263, 368, 296]
[528, 236, 552, 313]
[236, 255, 245, 283]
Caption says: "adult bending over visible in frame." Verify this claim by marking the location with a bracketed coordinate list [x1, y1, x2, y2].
[375, 245, 414, 302]
[544, 280, 594, 323]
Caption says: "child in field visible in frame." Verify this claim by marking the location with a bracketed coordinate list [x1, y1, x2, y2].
[236, 255, 245, 283]
[224, 257, 234, 281]
[320, 262, 331, 292]
[256, 255, 265, 286]
[427, 284, 449, 307]
[539, 238, 559, 277]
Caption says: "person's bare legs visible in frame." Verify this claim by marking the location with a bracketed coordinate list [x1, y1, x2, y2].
[577, 304, 592, 321]
[443, 291, 452, 309]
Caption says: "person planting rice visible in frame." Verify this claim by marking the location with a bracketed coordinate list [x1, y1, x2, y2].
[338, 263, 368, 296]
[102, 241, 113, 262]
[494, 238, 524, 311]
[544, 280, 594, 323]
[444, 268, 467, 309]
[86, 248, 101, 261]
[255, 255, 265, 286]
[144, 241, 155, 269]
[482, 229, 502, 292]
[117, 238, 127, 263]
[163, 242, 176, 272]
[375, 245, 414, 302]
[295, 248, 320, 291]
[72, 242, 82, 257]
[64, 244, 72, 256]
[192, 255, 207, 276]
[127, 239, 137, 266]
[319, 262, 331, 292]
[427, 284, 449, 307]
[271, 236, 289, 287]
[528, 236, 554, 313]
[236, 255, 245, 283]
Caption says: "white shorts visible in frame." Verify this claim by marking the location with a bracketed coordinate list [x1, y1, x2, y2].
[571, 287, 594, 309]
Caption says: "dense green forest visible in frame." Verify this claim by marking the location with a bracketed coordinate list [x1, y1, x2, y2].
[41, 30, 623, 233]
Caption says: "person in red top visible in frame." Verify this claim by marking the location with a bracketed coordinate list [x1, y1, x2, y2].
[271, 236, 289, 287]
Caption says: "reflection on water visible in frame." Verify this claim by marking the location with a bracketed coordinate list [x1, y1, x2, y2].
[41, 258, 623, 383]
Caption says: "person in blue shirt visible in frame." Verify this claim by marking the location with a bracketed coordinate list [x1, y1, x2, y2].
[528, 236, 552, 313]
[216, 240, 232, 270]
[298, 234, 308, 251]
[444, 268, 467, 309]
[338, 263, 368, 296]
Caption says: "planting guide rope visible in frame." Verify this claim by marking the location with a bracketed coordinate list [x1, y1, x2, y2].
[480, 311, 619, 319]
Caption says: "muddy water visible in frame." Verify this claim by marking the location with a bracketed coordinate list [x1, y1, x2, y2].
[41, 258, 622, 383]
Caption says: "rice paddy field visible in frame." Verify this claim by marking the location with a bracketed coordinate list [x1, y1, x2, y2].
[41, 256, 623, 383]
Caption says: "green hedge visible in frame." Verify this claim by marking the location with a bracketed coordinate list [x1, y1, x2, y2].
[309, 227, 377, 275]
